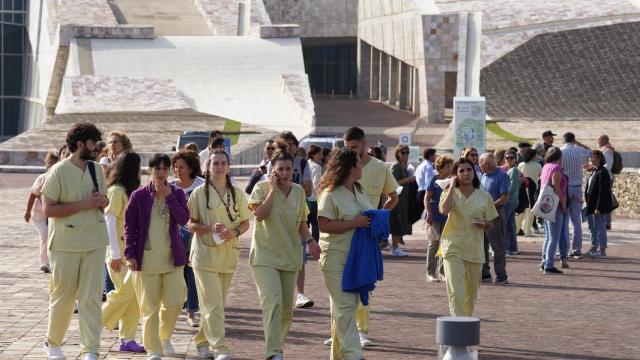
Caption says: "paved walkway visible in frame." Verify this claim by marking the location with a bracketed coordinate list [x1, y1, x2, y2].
[0, 174, 639, 359]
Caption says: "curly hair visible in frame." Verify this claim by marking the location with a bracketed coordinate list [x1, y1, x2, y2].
[434, 154, 454, 172]
[108, 131, 132, 152]
[66, 123, 102, 152]
[318, 148, 361, 193]
[171, 150, 202, 179]
[44, 151, 60, 171]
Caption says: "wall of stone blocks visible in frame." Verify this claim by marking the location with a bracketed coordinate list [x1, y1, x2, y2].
[480, 21, 640, 120]
[582, 169, 640, 219]
[263, 0, 358, 38]
[422, 14, 460, 123]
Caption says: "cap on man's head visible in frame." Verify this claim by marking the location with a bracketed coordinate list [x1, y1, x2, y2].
[518, 142, 532, 148]
[542, 130, 556, 138]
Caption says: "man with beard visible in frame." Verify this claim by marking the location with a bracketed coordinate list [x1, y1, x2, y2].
[42, 123, 110, 360]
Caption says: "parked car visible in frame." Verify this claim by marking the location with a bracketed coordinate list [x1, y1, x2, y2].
[172, 131, 210, 152]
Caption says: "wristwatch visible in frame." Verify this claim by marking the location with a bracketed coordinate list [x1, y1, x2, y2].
[234, 228, 241, 237]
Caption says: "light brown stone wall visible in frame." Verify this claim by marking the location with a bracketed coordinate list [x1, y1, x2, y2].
[611, 169, 640, 219]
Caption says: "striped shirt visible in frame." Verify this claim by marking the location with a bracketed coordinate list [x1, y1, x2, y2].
[561, 143, 591, 186]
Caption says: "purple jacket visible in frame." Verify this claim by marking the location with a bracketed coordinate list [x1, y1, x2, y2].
[124, 183, 190, 270]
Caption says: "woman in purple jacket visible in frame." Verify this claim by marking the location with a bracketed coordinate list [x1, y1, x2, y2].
[124, 154, 190, 360]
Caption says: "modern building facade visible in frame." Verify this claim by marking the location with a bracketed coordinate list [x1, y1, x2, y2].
[2, 0, 640, 163]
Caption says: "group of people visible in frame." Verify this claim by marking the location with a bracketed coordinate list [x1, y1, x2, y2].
[24, 121, 620, 360]
[25, 123, 405, 360]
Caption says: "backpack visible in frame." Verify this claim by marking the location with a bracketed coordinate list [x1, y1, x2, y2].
[611, 150, 623, 174]
[299, 158, 308, 181]
[245, 170, 264, 195]
[515, 177, 537, 214]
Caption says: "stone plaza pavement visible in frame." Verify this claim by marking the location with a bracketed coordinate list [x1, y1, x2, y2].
[0, 174, 639, 359]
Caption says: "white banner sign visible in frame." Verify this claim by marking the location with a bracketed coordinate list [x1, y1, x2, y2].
[453, 96, 486, 158]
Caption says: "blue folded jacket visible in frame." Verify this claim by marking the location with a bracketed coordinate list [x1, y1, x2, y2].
[342, 209, 389, 305]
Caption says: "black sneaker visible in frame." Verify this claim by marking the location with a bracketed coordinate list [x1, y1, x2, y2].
[494, 276, 508, 285]
[517, 229, 525, 236]
[543, 267, 563, 274]
[481, 276, 493, 283]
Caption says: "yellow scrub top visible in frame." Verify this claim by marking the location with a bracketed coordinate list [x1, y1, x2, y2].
[105, 185, 128, 261]
[248, 181, 309, 272]
[359, 157, 399, 208]
[317, 185, 372, 271]
[141, 198, 174, 274]
[439, 188, 498, 264]
[42, 158, 108, 252]
[188, 184, 250, 273]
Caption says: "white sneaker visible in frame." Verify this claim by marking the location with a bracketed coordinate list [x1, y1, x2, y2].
[295, 293, 314, 308]
[426, 274, 440, 282]
[44, 342, 66, 360]
[390, 247, 408, 257]
[83, 353, 98, 360]
[197, 344, 214, 359]
[146, 354, 162, 360]
[359, 332, 373, 347]
[269, 355, 284, 360]
[161, 340, 176, 356]
[215, 354, 231, 360]
[323, 337, 332, 346]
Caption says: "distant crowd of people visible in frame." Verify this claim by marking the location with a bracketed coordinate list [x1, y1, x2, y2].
[23, 122, 621, 360]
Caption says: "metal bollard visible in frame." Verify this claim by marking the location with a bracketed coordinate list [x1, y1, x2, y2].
[436, 316, 480, 360]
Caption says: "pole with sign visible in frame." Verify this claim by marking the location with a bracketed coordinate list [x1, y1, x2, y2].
[399, 133, 412, 145]
[453, 97, 486, 158]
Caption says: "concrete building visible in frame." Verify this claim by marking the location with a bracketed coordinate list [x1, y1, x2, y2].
[2, 0, 640, 165]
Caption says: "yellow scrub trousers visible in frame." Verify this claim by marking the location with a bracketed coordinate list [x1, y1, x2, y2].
[132, 267, 186, 355]
[442, 256, 483, 317]
[251, 266, 297, 359]
[102, 265, 140, 340]
[193, 269, 235, 354]
[322, 269, 362, 360]
[47, 248, 105, 354]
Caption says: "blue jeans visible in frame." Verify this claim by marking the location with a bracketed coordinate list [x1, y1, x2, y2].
[103, 263, 115, 294]
[541, 209, 569, 268]
[588, 214, 608, 250]
[503, 202, 518, 253]
[180, 226, 199, 312]
[567, 185, 584, 254]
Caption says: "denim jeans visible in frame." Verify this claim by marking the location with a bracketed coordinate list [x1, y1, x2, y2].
[588, 214, 608, 250]
[307, 200, 319, 241]
[541, 209, 569, 268]
[103, 263, 115, 294]
[503, 202, 518, 253]
[567, 185, 584, 254]
[180, 226, 199, 312]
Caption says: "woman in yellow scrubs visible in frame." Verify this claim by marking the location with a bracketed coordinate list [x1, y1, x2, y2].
[439, 158, 498, 317]
[187, 149, 251, 360]
[124, 154, 190, 360]
[249, 146, 321, 360]
[102, 151, 145, 353]
[317, 148, 371, 360]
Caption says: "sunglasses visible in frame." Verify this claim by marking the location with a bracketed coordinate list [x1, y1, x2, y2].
[266, 147, 275, 150]
[506, 156, 515, 160]
[469, 153, 478, 157]
[400, 151, 410, 155]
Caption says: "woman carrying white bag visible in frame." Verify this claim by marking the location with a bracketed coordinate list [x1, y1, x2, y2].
[536, 147, 569, 274]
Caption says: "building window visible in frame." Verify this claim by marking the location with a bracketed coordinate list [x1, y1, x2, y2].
[0, 0, 27, 138]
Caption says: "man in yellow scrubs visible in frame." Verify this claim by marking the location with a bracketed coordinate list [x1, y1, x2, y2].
[187, 170, 251, 359]
[341, 127, 398, 347]
[42, 123, 109, 360]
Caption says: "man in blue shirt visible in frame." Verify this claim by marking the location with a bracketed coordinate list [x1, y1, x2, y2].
[479, 153, 509, 284]
[415, 148, 437, 217]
